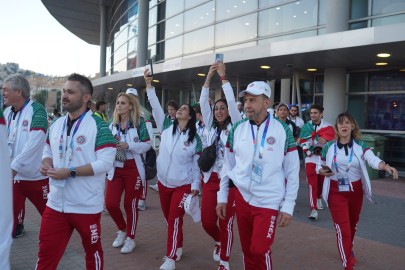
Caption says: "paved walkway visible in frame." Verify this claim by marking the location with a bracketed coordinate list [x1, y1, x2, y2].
[10, 173, 405, 270]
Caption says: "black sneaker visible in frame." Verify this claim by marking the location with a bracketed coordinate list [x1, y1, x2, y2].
[13, 224, 25, 238]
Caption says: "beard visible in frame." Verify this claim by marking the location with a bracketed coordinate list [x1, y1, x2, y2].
[62, 99, 83, 113]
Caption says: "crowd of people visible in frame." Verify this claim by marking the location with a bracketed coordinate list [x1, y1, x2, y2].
[0, 62, 399, 270]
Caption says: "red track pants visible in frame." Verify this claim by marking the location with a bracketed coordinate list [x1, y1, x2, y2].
[13, 179, 48, 235]
[305, 162, 325, 210]
[36, 207, 103, 270]
[235, 189, 279, 270]
[105, 160, 142, 239]
[158, 182, 191, 260]
[201, 173, 236, 262]
[328, 180, 363, 270]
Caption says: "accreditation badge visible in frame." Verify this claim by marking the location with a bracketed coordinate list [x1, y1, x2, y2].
[251, 160, 263, 184]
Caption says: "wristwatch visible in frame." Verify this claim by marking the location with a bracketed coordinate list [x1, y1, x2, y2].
[69, 167, 77, 178]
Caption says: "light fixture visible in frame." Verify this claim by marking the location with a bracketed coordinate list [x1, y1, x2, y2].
[377, 53, 391, 58]
[399, 68, 405, 72]
[107, 87, 113, 90]
[126, 83, 133, 86]
[375, 62, 388, 66]
[153, 79, 160, 83]
[307, 68, 317, 72]
[197, 73, 206, 77]
[260, 65, 271, 69]
[244, 22, 250, 26]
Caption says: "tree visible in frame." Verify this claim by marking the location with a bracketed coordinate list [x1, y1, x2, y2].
[33, 90, 47, 107]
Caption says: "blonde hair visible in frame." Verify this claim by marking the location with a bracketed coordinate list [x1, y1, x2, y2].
[112, 93, 142, 127]
[335, 112, 362, 140]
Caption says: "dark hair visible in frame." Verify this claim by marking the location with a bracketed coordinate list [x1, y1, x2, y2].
[166, 100, 179, 111]
[310, 104, 324, 113]
[172, 104, 197, 144]
[67, 73, 93, 95]
[96, 100, 107, 110]
[213, 99, 232, 130]
[335, 112, 362, 140]
[290, 105, 299, 110]
[192, 103, 201, 114]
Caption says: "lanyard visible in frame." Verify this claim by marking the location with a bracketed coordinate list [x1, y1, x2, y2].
[250, 113, 270, 159]
[197, 122, 205, 136]
[116, 121, 130, 142]
[59, 111, 87, 165]
[333, 142, 354, 173]
[7, 99, 30, 138]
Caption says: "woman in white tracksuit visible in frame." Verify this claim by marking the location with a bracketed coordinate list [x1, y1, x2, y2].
[318, 112, 398, 270]
[200, 62, 241, 270]
[144, 70, 201, 270]
[105, 93, 151, 254]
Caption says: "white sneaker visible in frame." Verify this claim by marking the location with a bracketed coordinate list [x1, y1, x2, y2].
[213, 243, 220, 262]
[309, 209, 318, 220]
[175, 247, 182, 261]
[120, 237, 136, 253]
[218, 260, 230, 270]
[149, 184, 159, 191]
[160, 257, 175, 270]
[317, 198, 324, 210]
[138, 199, 146, 211]
[112, 230, 127, 248]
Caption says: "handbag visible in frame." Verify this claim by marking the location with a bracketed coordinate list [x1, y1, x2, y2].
[198, 141, 217, 172]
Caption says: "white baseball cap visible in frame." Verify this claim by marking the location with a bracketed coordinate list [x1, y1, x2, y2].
[184, 194, 201, 223]
[239, 81, 271, 98]
[126, 88, 138, 96]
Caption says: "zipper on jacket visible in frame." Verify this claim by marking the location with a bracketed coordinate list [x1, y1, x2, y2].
[247, 125, 261, 202]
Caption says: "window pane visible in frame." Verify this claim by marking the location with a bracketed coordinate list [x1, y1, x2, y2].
[259, 0, 318, 37]
[372, 0, 405, 15]
[149, 6, 157, 26]
[165, 14, 184, 38]
[369, 71, 405, 92]
[184, 1, 215, 32]
[165, 36, 183, 59]
[166, 0, 184, 18]
[350, 0, 368, 19]
[366, 94, 405, 131]
[185, 0, 211, 9]
[348, 73, 368, 92]
[260, 0, 294, 9]
[348, 95, 366, 128]
[349, 21, 368, 30]
[215, 13, 257, 47]
[315, 75, 324, 93]
[184, 26, 214, 54]
[148, 26, 157, 45]
[258, 30, 316, 44]
[216, 0, 257, 21]
[318, 0, 326, 25]
[372, 13, 405, 27]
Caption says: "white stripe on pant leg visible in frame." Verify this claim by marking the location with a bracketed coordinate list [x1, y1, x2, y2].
[94, 251, 101, 270]
[309, 185, 314, 208]
[169, 217, 179, 258]
[335, 223, 347, 267]
[131, 199, 136, 235]
[265, 250, 272, 270]
[226, 216, 234, 256]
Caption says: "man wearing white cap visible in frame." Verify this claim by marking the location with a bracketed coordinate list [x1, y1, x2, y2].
[217, 81, 300, 270]
[126, 88, 153, 211]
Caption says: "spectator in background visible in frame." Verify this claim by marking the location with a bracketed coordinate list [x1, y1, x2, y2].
[166, 100, 179, 122]
[276, 103, 299, 139]
[236, 101, 245, 119]
[94, 100, 108, 122]
[37, 73, 116, 269]
[89, 100, 97, 113]
[289, 105, 305, 129]
[126, 88, 153, 211]
[0, 109, 13, 270]
[192, 103, 209, 149]
[2, 74, 49, 239]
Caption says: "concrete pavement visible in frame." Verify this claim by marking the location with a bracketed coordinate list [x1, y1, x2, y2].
[9, 173, 405, 270]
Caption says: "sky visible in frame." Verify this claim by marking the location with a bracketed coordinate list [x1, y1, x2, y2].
[0, 0, 100, 77]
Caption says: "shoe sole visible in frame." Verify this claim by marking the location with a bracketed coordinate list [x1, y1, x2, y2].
[308, 216, 318, 220]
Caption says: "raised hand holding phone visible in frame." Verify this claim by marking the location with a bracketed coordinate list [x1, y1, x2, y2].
[145, 58, 153, 77]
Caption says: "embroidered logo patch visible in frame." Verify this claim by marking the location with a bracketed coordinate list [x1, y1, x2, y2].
[224, 130, 229, 136]
[184, 141, 190, 146]
[76, 135, 86, 145]
[267, 136, 276, 145]
[133, 137, 139, 142]
[22, 120, 28, 126]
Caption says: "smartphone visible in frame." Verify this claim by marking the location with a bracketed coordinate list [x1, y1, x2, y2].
[145, 58, 153, 77]
[321, 165, 332, 173]
[215, 53, 224, 63]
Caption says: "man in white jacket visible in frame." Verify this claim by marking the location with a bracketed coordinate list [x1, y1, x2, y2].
[216, 81, 300, 270]
[0, 109, 13, 270]
[2, 74, 49, 238]
[37, 73, 116, 270]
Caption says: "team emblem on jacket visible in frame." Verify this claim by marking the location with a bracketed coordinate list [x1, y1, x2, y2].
[184, 141, 190, 146]
[22, 120, 29, 126]
[267, 136, 276, 145]
[76, 135, 86, 145]
[224, 130, 229, 136]
[133, 137, 139, 142]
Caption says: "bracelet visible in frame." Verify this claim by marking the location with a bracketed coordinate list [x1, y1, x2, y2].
[220, 75, 227, 81]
